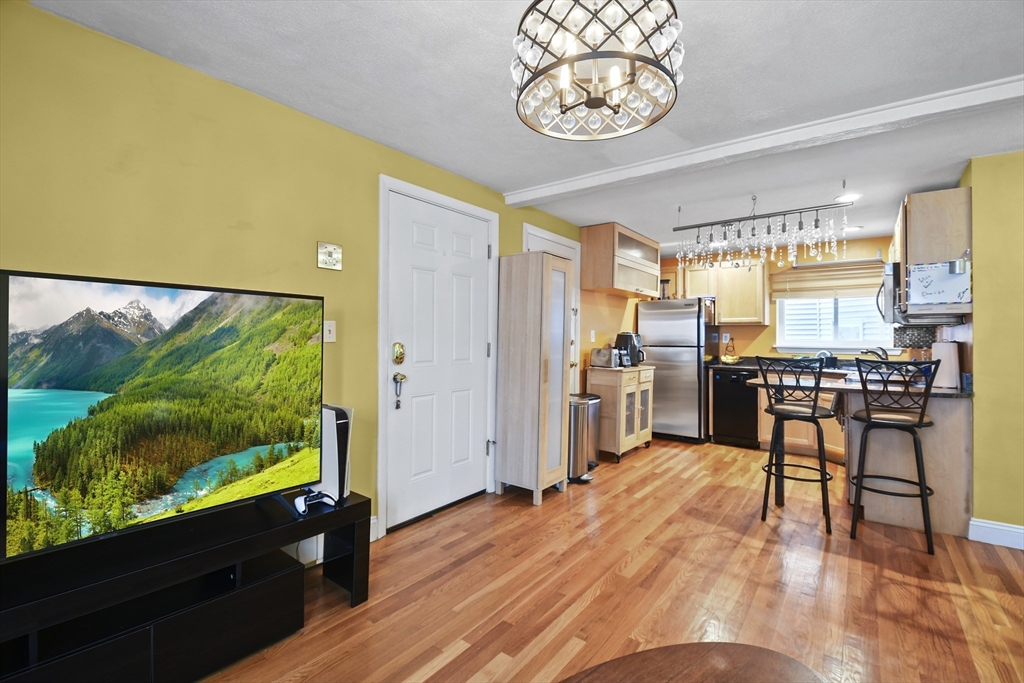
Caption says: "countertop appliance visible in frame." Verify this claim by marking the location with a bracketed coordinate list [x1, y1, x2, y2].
[590, 347, 619, 368]
[712, 369, 760, 449]
[615, 332, 644, 366]
[637, 298, 709, 442]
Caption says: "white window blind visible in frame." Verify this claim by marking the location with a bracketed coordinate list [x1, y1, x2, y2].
[770, 261, 884, 300]
[778, 296, 894, 351]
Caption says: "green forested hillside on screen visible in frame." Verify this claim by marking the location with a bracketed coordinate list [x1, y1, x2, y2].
[18, 293, 323, 550]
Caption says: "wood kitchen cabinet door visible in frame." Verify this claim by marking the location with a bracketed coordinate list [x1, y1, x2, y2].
[683, 265, 716, 298]
[715, 263, 769, 325]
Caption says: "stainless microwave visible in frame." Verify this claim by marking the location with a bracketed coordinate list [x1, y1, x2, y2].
[879, 262, 964, 327]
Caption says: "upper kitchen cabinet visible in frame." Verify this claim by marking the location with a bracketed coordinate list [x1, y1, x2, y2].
[581, 223, 661, 299]
[716, 262, 769, 324]
[682, 262, 769, 325]
[896, 187, 972, 266]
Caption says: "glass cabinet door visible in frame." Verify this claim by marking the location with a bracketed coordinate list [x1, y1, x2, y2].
[624, 388, 636, 439]
[546, 265, 567, 471]
[639, 384, 651, 433]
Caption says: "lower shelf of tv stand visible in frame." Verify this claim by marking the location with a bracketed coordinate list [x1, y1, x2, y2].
[1, 491, 372, 683]
[3, 549, 304, 683]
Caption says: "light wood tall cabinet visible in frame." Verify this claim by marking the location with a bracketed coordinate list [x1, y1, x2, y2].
[586, 367, 654, 462]
[496, 251, 573, 505]
[581, 222, 661, 299]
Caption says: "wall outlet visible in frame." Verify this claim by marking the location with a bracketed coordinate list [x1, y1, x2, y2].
[590, 330, 596, 343]
[324, 320, 337, 342]
[711, 332, 719, 343]
[722, 332, 730, 343]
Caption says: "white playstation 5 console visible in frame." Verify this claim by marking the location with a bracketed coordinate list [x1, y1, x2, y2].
[294, 405, 352, 515]
[312, 404, 352, 501]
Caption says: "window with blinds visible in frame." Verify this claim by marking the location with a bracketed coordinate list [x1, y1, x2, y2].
[777, 296, 894, 351]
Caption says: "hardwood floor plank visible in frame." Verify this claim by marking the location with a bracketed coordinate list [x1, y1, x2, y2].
[204, 440, 1023, 683]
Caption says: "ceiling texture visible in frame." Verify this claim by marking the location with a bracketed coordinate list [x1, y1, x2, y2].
[35, 0, 1024, 253]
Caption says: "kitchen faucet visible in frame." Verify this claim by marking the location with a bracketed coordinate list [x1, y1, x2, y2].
[860, 347, 889, 360]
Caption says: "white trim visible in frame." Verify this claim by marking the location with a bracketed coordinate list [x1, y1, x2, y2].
[968, 518, 1024, 550]
[377, 175, 499, 539]
[775, 346, 901, 355]
[504, 75, 1024, 207]
[370, 516, 380, 542]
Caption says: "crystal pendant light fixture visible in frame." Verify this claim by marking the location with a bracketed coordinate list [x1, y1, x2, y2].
[511, 0, 683, 140]
[673, 196, 855, 271]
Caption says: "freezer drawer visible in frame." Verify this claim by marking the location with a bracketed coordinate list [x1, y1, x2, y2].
[642, 347, 705, 440]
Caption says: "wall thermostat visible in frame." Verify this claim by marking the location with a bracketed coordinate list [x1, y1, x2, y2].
[317, 242, 342, 270]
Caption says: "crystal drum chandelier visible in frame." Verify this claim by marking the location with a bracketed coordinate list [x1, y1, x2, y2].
[511, 0, 683, 140]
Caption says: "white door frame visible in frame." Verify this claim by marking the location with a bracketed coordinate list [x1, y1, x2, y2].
[377, 175, 499, 538]
[523, 223, 581, 392]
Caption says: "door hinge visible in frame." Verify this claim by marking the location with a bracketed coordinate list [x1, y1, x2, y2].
[487, 342, 491, 357]
[486, 439, 497, 456]
[488, 244, 492, 259]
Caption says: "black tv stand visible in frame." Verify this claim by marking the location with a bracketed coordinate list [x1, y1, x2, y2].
[0, 491, 370, 683]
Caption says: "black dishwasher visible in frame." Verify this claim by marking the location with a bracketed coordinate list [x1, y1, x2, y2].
[712, 369, 760, 449]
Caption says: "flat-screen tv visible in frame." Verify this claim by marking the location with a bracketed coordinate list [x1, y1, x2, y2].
[2, 270, 324, 560]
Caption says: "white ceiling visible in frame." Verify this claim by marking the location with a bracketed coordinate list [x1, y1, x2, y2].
[34, 0, 1024, 252]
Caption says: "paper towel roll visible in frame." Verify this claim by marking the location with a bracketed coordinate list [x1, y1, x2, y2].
[931, 342, 960, 389]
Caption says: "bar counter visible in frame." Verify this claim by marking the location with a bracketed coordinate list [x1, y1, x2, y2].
[748, 373, 973, 537]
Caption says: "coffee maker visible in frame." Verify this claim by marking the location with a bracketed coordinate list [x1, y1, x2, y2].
[615, 332, 645, 366]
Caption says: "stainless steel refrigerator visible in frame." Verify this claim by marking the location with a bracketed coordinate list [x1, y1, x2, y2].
[637, 298, 709, 441]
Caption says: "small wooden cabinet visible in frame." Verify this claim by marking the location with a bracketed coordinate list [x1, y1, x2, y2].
[496, 251, 573, 505]
[681, 263, 769, 325]
[581, 222, 661, 299]
[586, 367, 654, 462]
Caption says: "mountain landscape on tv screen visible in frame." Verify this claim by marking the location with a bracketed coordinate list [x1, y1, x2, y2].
[6, 283, 323, 558]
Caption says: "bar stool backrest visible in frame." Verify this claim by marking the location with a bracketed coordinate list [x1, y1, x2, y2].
[854, 359, 941, 428]
[756, 357, 825, 412]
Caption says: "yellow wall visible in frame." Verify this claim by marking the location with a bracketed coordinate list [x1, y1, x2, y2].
[0, 1, 578, 514]
[959, 151, 1024, 527]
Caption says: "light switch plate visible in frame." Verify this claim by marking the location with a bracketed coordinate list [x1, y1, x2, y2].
[590, 330, 596, 343]
[324, 320, 336, 342]
[317, 242, 342, 270]
[711, 333, 719, 343]
[722, 332, 731, 343]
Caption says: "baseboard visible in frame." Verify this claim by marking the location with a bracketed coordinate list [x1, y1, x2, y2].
[370, 515, 380, 542]
[968, 518, 1024, 550]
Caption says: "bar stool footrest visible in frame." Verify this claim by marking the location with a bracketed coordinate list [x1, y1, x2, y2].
[850, 473, 934, 499]
[762, 462, 834, 484]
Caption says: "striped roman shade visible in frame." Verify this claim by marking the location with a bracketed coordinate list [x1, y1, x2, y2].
[770, 260, 884, 300]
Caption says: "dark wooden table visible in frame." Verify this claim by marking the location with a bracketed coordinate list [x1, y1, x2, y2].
[559, 642, 828, 683]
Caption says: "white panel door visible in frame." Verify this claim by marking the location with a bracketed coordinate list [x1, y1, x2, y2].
[387, 192, 490, 527]
[524, 226, 581, 393]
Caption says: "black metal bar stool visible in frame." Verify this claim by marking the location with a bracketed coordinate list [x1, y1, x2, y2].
[849, 359, 941, 554]
[755, 357, 835, 534]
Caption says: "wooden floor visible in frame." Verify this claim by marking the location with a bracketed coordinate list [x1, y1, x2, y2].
[208, 439, 1024, 683]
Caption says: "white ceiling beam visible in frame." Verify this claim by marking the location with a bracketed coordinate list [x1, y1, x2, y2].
[504, 75, 1024, 208]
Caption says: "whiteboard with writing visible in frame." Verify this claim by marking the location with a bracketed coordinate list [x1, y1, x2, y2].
[907, 262, 972, 305]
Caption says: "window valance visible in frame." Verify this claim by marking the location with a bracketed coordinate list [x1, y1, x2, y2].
[770, 261, 884, 300]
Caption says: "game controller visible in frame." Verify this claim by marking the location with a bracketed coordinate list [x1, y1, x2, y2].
[294, 490, 337, 515]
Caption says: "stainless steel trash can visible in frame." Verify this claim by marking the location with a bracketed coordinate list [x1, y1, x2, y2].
[568, 393, 601, 482]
